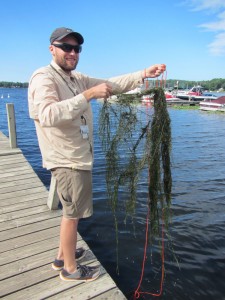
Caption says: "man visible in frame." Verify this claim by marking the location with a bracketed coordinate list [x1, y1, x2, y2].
[28, 27, 166, 282]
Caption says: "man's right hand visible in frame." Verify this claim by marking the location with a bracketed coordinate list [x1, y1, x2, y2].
[82, 83, 112, 102]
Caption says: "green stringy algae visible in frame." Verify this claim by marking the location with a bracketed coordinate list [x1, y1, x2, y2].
[98, 87, 172, 265]
[147, 88, 172, 237]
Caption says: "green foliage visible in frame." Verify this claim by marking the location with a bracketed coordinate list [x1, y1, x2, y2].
[0, 81, 28, 88]
[148, 88, 172, 237]
[166, 78, 225, 91]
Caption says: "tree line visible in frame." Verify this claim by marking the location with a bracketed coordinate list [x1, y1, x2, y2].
[166, 78, 225, 91]
[0, 81, 28, 88]
[1, 78, 225, 91]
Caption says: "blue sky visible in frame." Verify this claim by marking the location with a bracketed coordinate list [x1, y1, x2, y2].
[1, 0, 225, 82]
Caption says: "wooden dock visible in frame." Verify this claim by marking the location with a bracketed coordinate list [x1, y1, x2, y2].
[166, 99, 200, 106]
[0, 131, 126, 299]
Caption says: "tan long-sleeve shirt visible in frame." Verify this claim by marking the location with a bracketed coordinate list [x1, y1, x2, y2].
[28, 60, 143, 170]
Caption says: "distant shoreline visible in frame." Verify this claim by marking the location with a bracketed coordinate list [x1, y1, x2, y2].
[0, 86, 28, 89]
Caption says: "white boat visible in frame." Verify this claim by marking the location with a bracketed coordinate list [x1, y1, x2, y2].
[164, 92, 182, 102]
[199, 96, 225, 112]
[1, 94, 3, 99]
[125, 86, 143, 95]
[141, 91, 180, 104]
[176, 86, 218, 101]
[141, 94, 153, 103]
[192, 93, 218, 101]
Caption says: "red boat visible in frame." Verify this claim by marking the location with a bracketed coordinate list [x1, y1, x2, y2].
[199, 96, 225, 112]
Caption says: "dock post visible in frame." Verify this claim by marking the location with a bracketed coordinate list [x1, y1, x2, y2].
[6, 103, 17, 149]
[47, 176, 60, 210]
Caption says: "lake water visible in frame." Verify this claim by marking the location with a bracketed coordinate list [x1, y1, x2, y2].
[1, 88, 225, 300]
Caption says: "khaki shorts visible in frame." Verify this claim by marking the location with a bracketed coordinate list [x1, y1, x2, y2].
[51, 168, 93, 219]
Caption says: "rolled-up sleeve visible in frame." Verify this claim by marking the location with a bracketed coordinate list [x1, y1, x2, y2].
[108, 70, 143, 94]
[78, 70, 143, 95]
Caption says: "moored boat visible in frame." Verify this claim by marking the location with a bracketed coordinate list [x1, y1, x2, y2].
[176, 86, 218, 101]
[141, 91, 180, 104]
[199, 96, 225, 112]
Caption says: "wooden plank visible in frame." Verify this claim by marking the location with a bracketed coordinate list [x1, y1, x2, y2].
[0, 197, 47, 214]
[0, 216, 61, 241]
[0, 204, 51, 223]
[0, 131, 22, 156]
[0, 249, 98, 297]
[0, 210, 61, 231]
[0, 236, 60, 266]
[0, 173, 39, 185]
[93, 287, 127, 300]
[0, 225, 60, 252]
[0, 169, 35, 181]
[0, 248, 58, 281]
[0, 153, 27, 162]
[0, 155, 33, 164]
[0, 190, 48, 206]
[44, 272, 119, 300]
[0, 163, 30, 171]
[0, 180, 45, 194]
[0, 185, 47, 200]
[0, 161, 34, 170]
[0, 174, 43, 188]
[0, 148, 22, 156]
[0, 261, 104, 299]
[0, 164, 34, 174]
[0, 239, 86, 280]
[0, 167, 34, 176]
[0, 227, 82, 253]
[0, 264, 58, 297]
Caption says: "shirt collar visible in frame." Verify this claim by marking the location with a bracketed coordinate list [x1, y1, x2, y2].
[50, 60, 73, 78]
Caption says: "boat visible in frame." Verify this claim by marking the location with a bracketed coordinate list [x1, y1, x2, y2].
[141, 94, 153, 103]
[141, 91, 180, 104]
[1, 95, 3, 99]
[125, 86, 142, 94]
[176, 86, 218, 101]
[192, 92, 218, 101]
[164, 92, 181, 102]
[199, 96, 225, 112]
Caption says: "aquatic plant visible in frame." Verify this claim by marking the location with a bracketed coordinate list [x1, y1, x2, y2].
[98, 87, 172, 243]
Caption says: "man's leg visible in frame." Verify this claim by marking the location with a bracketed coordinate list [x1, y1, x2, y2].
[60, 216, 79, 273]
[56, 240, 63, 260]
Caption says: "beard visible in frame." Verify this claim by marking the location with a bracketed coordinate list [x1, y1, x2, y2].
[56, 56, 79, 73]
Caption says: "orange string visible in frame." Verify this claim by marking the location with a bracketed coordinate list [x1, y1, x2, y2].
[132, 208, 165, 299]
[145, 69, 167, 90]
[155, 70, 167, 89]
[160, 70, 167, 88]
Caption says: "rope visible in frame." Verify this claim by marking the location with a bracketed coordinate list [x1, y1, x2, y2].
[132, 207, 165, 299]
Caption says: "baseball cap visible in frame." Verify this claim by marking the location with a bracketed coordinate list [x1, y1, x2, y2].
[50, 27, 84, 45]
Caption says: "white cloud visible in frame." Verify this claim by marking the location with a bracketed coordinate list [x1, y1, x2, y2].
[184, 0, 225, 55]
[187, 0, 225, 11]
[208, 32, 225, 55]
[200, 16, 225, 32]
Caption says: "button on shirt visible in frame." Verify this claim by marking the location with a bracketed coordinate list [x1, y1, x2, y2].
[28, 60, 143, 170]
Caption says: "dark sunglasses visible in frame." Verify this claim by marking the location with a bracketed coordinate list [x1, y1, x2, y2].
[52, 43, 82, 53]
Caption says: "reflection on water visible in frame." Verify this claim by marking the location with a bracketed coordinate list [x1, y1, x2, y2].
[1, 88, 225, 299]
